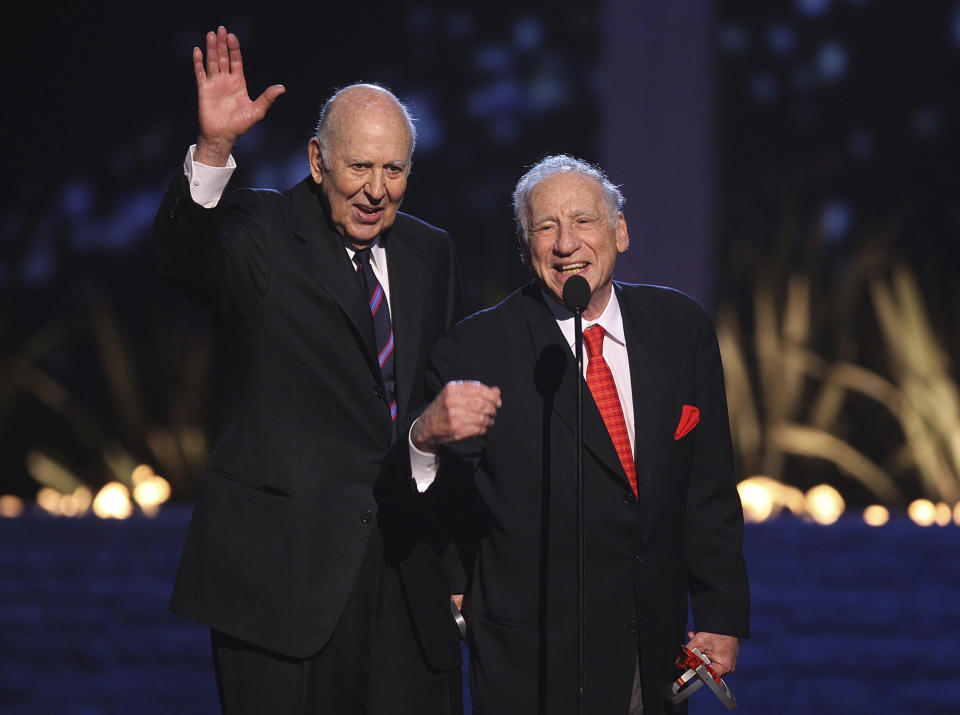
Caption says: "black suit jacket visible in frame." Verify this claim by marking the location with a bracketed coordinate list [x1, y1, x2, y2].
[152, 171, 463, 667]
[426, 282, 749, 715]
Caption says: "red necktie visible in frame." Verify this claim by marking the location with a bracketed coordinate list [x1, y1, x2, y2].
[583, 325, 637, 497]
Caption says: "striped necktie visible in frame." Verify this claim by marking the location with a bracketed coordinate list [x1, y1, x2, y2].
[583, 325, 637, 497]
[353, 248, 397, 438]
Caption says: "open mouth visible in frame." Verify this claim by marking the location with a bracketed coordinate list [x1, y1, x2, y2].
[354, 204, 383, 220]
[555, 262, 588, 275]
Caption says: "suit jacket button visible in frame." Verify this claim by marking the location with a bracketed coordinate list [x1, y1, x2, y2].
[360, 509, 374, 524]
[628, 618, 640, 634]
[373, 385, 384, 399]
[622, 492, 636, 505]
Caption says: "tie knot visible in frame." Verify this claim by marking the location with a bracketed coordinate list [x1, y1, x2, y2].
[583, 324, 606, 358]
[353, 249, 372, 267]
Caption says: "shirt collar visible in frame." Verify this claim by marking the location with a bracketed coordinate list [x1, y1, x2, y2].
[343, 237, 386, 271]
[542, 284, 625, 351]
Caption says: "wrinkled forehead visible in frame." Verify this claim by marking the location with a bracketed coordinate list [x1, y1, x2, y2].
[326, 99, 413, 158]
[529, 172, 607, 219]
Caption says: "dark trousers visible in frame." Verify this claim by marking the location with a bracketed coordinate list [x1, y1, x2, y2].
[211, 529, 462, 714]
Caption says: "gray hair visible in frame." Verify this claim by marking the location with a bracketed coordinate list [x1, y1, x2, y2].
[512, 155, 625, 244]
[313, 83, 417, 169]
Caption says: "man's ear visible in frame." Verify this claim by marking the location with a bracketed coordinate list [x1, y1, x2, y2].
[616, 212, 630, 253]
[308, 138, 323, 185]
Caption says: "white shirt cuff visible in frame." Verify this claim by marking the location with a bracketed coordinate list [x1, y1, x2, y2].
[409, 419, 439, 492]
[184, 144, 236, 208]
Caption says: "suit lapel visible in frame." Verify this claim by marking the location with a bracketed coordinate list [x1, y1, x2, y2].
[521, 286, 630, 489]
[384, 228, 425, 423]
[288, 179, 379, 378]
[615, 283, 668, 495]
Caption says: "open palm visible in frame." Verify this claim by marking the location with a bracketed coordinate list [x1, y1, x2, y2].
[193, 26, 284, 165]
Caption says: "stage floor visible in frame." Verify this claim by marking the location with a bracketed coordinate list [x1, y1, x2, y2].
[1, 506, 957, 713]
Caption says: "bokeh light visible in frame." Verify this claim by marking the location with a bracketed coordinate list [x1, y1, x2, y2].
[93, 482, 133, 520]
[934, 502, 952, 527]
[863, 505, 889, 527]
[805, 484, 845, 525]
[908, 499, 936, 526]
[0, 495, 25, 518]
[738, 478, 776, 523]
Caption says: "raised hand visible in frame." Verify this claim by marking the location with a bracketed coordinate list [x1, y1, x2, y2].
[193, 26, 285, 166]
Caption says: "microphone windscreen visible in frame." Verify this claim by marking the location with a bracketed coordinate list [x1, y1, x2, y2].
[562, 275, 590, 313]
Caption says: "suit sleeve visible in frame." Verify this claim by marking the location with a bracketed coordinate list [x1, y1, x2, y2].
[151, 171, 273, 319]
[684, 309, 750, 638]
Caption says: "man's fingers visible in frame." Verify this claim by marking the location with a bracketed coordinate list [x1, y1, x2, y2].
[253, 85, 286, 115]
[193, 46, 206, 84]
[227, 32, 243, 75]
[204, 31, 217, 76]
[216, 26, 229, 74]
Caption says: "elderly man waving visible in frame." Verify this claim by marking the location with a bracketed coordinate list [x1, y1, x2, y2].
[153, 26, 464, 714]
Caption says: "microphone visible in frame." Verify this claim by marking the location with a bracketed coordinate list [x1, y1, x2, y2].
[562, 275, 590, 315]
[562, 273, 590, 715]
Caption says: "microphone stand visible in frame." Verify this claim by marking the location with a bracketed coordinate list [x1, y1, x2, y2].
[572, 304, 585, 715]
[563, 273, 589, 715]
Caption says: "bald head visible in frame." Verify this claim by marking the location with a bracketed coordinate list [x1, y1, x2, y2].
[314, 84, 416, 170]
[307, 84, 416, 248]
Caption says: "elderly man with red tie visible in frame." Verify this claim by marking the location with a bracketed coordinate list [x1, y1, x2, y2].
[410, 155, 750, 714]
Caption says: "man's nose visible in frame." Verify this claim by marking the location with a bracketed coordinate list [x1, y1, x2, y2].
[364, 172, 386, 201]
[555, 223, 580, 254]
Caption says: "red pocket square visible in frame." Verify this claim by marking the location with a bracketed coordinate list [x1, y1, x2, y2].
[674, 405, 700, 441]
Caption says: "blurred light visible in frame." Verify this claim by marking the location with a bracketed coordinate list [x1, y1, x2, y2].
[70, 189, 162, 253]
[26, 450, 83, 493]
[748, 72, 778, 104]
[527, 76, 569, 115]
[131, 463, 155, 486]
[954, 501, 960, 526]
[863, 505, 889, 527]
[59, 493, 81, 517]
[912, 107, 941, 136]
[816, 41, 848, 82]
[133, 475, 172, 517]
[908, 499, 936, 526]
[849, 128, 874, 160]
[766, 23, 797, 58]
[466, 79, 523, 118]
[953, 2, 960, 48]
[805, 484, 845, 525]
[821, 199, 852, 243]
[0, 495, 25, 518]
[472, 44, 513, 74]
[73, 486, 93, 513]
[718, 24, 751, 55]
[935, 502, 952, 526]
[512, 16, 543, 52]
[738, 478, 777, 522]
[796, 0, 832, 17]
[21, 239, 57, 287]
[61, 179, 93, 220]
[36, 487, 62, 516]
[93, 482, 133, 520]
[404, 91, 444, 153]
